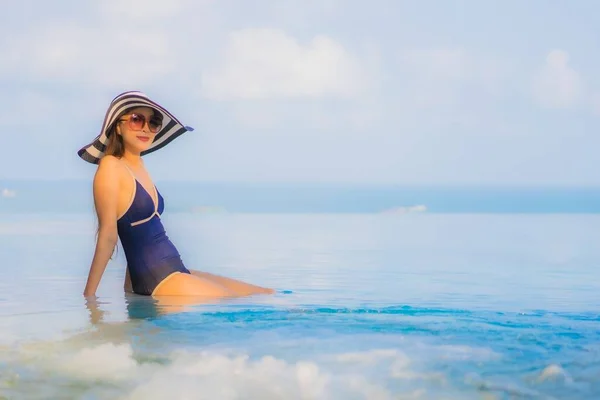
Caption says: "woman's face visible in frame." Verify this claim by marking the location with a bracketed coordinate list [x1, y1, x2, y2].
[116, 107, 163, 154]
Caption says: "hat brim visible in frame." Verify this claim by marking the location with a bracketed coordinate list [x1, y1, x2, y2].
[77, 91, 194, 165]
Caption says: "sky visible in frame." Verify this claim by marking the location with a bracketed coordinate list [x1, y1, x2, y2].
[1, 0, 599, 186]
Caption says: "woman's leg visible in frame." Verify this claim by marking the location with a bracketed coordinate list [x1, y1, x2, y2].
[151, 272, 236, 297]
[124, 267, 134, 293]
[188, 270, 275, 296]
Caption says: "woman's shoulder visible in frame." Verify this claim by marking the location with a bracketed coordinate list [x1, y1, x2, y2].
[98, 154, 120, 167]
[97, 155, 126, 171]
[95, 155, 125, 181]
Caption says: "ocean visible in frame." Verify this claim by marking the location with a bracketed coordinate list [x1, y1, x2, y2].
[0, 183, 599, 399]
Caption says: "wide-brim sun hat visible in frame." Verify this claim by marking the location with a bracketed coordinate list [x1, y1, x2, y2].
[77, 90, 194, 164]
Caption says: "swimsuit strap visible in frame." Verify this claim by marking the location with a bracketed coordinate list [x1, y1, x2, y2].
[121, 161, 136, 179]
[121, 162, 137, 184]
[116, 161, 137, 221]
[121, 160, 161, 226]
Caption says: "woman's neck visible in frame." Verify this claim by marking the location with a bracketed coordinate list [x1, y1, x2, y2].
[121, 150, 143, 168]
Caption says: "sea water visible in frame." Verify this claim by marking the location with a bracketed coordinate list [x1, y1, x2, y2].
[0, 186, 599, 399]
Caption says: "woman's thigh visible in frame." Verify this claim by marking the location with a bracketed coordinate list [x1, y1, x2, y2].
[189, 270, 275, 296]
[151, 272, 234, 297]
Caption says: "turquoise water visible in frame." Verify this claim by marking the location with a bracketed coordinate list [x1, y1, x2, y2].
[1, 211, 599, 399]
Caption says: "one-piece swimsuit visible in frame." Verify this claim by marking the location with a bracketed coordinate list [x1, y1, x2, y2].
[117, 164, 190, 295]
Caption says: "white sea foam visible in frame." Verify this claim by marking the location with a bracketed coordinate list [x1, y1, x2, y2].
[537, 364, 572, 383]
[54, 343, 139, 381]
[1, 339, 483, 400]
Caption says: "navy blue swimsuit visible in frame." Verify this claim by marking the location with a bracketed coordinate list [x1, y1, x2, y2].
[117, 165, 190, 295]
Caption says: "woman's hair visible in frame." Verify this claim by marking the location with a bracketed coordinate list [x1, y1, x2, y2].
[103, 122, 126, 158]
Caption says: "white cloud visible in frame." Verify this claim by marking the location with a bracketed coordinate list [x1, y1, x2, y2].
[0, 1, 218, 90]
[223, 98, 381, 134]
[532, 49, 582, 109]
[403, 48, 469, 82]
[98, 0, 186, 21]
[1, 24, 176, 89]
[397, 47, 511, 108]
[399, 48, 468, 108]
[268, 0, 341, 24]
[200, 28, 367, 100]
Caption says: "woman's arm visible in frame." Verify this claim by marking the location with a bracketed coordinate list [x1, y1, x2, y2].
[83, 156, 120, 297]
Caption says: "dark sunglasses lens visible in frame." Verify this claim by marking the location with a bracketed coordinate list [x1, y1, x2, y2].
[129, 114, 145, 130]
[148, 119, 162, 132]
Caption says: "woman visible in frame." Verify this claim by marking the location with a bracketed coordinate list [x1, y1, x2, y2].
[78, 91, 274, 298]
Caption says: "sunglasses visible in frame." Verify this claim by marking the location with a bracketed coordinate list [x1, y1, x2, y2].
[119, 113, 163, 133]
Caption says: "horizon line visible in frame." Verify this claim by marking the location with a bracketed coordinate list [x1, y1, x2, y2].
[0, 178, 600, 189]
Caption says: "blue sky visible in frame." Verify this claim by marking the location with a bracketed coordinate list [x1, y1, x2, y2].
[1, 0, 598, 185]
